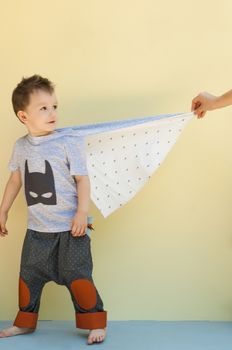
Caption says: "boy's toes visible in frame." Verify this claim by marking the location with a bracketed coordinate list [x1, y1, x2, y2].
[87, 335, 96, 344]
[87, 329, 106, 344]
[87, 335, 93, 344]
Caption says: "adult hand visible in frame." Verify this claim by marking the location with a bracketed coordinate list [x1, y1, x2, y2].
[191, 92, 218, 118]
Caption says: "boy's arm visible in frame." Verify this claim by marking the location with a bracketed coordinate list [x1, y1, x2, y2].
[75, 175, 90, 214]
[0, 170, 22, 236]
[192, 89, 232, 118]
[70, 175, 91, 236]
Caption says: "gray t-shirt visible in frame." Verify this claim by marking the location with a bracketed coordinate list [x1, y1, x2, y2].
[8, 130, 88, 232]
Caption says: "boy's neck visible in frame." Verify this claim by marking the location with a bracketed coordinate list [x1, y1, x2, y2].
[28, 131, 55, 137]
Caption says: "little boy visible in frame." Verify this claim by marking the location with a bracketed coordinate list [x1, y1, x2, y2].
[0, 74, 107, 344]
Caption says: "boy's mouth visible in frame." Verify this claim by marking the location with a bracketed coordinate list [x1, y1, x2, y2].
[48, 121, 56, 124]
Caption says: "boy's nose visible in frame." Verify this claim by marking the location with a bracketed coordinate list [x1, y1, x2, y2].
[49, 110, 57, 118]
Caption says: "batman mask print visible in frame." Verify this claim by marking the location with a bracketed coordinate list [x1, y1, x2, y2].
[24, 159, 57, 206]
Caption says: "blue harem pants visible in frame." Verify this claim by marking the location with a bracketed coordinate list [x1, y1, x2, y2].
[13, 219, 107, 330]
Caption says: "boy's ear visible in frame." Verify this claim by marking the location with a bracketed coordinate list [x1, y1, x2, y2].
[17, 111, 26, 123]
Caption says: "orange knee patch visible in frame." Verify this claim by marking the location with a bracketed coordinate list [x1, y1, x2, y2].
[70, 279, 97, 310]
[19, 277, 30, 308]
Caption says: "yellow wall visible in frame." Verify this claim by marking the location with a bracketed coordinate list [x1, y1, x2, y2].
[1, 0, 232, 321]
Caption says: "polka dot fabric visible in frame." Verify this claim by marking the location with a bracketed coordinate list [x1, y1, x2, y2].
[85, 112, 193, 217]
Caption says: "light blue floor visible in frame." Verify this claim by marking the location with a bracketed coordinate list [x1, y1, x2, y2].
[0, 320, 232, 350]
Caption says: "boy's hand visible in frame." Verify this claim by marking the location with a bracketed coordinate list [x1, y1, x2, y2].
[191, 92, 219, 119]
[0, 211, 8, 237]
[71, 210, 88, 237]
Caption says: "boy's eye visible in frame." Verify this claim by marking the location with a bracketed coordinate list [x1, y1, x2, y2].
[40, 105, 57, 111]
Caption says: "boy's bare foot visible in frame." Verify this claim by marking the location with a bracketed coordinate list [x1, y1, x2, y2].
[0, 326, 35, 338]
[87, 328, 106, 344]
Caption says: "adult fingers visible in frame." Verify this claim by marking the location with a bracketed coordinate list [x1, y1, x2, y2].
[0, 225, 8, 237]
[191, 95, 202, 112]
[198, 111, 206, 118]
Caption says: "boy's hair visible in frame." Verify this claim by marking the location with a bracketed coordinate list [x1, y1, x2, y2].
[12, 74, 55, 119]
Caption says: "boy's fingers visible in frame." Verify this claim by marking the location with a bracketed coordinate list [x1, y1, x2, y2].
[71, 220, 87, 236]
[71, 224, 77, 235]
[72, 229, 78, 236]
[71, 225, 81, 236]
[75, 225, 87, 236]
[76, 226, 86, 236]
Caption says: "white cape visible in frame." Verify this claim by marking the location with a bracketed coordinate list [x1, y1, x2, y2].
[56, 111, 194, 217]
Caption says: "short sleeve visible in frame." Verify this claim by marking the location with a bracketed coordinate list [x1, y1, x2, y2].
[64, 135, 88, 176]
[8, 141, 20, 172]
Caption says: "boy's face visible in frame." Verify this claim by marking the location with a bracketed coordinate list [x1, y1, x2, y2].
[17, 89, 58, 136]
